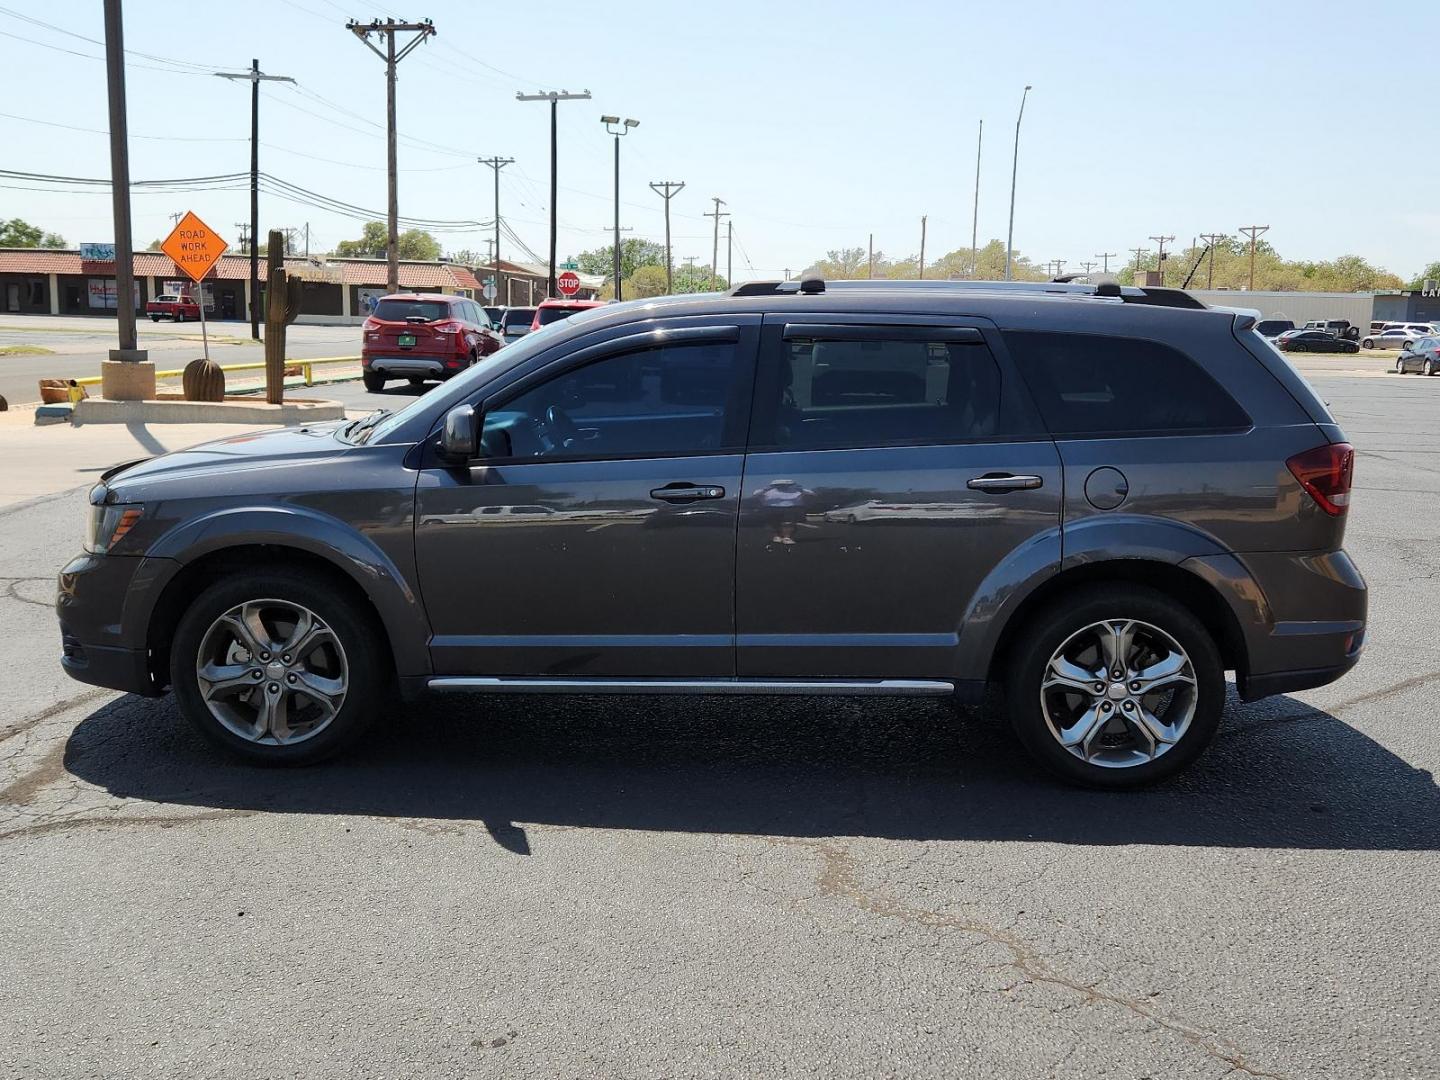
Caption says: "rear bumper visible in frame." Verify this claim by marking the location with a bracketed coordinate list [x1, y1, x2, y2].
[1185, 549, 1367, 702]
[364, 355, 447, 377]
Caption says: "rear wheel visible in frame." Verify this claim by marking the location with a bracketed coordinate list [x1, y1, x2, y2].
[362, 370, 386, 392]
[407, 376, 426, 388]
[1004, 584, 1224, 789]
[1426, 359, 1436, 377]
[149, 315, 160, 322]
[171, 569, 385, 765]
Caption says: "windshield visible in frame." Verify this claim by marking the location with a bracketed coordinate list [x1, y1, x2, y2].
[537, 304, 588, 326]
[372, 299, 448, 322]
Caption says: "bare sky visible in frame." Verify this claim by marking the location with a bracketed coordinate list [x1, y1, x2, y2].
[5, 0, 1436, 280]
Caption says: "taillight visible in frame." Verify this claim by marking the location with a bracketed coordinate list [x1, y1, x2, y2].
[362, 317, 379, 331]
[433, 320, 461, 335]
[1287, 442, 1354, 516]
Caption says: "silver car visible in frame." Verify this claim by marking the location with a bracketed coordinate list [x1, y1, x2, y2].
[1361, 327, 1426, 350]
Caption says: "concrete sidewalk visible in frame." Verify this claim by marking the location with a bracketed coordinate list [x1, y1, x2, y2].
[0, 402, 357, 509]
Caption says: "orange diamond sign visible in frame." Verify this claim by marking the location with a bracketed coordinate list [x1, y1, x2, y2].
[161, 211, 228, 283]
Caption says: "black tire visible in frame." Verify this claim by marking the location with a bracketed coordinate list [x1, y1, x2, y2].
[174, 311, 184, 324]
[1425, 359, 1435, 377]
[150, 315, 160, 322]
[1004, 583, 1224, 789]
[1396, 357, 1407, 374]
[362, 370, 387, 393]
[407, 376, 426, 388]
[171, 568, 385, 765]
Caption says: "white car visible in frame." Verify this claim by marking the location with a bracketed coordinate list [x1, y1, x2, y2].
[1362, 327, 1427, 350]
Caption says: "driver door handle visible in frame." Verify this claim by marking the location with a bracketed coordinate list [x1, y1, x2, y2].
[967, 473, 1043, 493]
[650, 483, 726, 503]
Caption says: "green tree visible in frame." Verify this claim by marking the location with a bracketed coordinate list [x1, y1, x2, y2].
[0, 218, 65, 248]
[333, 221, 440, 261]
[669, 263, 727, 293]
[1408, 261, 1440, 290]
[573, 238, 667, 282]
[145, 239, 163, 251]
[918, 240, 1047, 282]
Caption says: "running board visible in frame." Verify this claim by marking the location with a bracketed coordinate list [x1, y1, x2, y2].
[426, 677, 955, 696]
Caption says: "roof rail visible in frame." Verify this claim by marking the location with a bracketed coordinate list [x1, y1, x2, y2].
[730, 277, 1207, 310]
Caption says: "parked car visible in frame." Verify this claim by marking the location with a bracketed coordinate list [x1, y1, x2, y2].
[1275, 329, 1360, 353]
[1302, 319, 1359, 341]
[360, 294, 501, 392]
[1360, 327, 1425, 350]
[531, 297, 607, 332]
[1393, 335, 1440, 375]
[57, 278, 1365, 789]
[146, 293, 201, 323]
[499, 306, 537, 343]
[1254, 319, 1294, 340]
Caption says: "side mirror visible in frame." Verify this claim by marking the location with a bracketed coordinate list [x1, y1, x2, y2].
[439, 404, 477, 462]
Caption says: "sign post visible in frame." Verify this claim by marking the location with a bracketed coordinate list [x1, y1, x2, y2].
[160, 211, 229, 363]
[557, 270, 581, 298]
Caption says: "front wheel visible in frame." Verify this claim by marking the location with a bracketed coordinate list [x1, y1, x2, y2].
[1004, 584, 1224, 789]
[150, 315, 160, 322]
[174, 311, 184, 324]
[171, 569, 385, 764]
[1397, 357, 1408, 374]
[1363, 338, 1375, 349]
[362, 370, 386, 393]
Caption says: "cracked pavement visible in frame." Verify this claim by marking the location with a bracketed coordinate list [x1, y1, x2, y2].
[2, 372, 1437, 1078]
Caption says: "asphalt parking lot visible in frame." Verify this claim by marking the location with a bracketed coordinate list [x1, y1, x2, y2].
[2, 365, 1437, 1078]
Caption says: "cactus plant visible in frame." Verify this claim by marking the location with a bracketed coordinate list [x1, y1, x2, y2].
[182, 357, 226, 402]
[262, 230, 304, 405]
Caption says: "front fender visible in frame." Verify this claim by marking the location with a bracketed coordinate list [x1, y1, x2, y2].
[148, 505, 431, 675]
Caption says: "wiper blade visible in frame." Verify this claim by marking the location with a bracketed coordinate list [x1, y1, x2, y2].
[345, 408, 391, 441]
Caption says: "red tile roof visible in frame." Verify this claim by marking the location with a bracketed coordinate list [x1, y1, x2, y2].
[0, 249, 483, 290]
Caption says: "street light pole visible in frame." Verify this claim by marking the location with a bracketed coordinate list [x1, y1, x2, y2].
[1004, 85, 1032, 282]
[518, 90, 592, 298]
[216, 61, 294, 340]
[601, 116, 638, 299]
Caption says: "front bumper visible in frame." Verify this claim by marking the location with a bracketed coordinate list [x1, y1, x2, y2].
[56, 551, 180, 696]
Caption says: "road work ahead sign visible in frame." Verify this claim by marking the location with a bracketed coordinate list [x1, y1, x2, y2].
[161, 212, 228, 283]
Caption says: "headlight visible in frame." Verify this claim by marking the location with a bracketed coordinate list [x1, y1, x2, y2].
[85, 503, 144, 554]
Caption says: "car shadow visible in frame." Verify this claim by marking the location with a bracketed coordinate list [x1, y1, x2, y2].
[62, 688, 1440, 854]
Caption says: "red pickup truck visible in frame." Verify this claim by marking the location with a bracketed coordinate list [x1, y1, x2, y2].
[146, 293, 202, 323]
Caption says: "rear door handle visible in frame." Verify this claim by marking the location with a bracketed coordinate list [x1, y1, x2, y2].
[650, 483, 726, 503]
[967, 473, 1043, 493]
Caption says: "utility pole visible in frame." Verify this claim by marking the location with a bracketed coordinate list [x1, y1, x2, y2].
[216, 59, 294, 339]
[783, 268, 791, 281]
[648, 180, 685, 294]
[477, 155, 513, 271]
[1052, 258, 1065, 278]
[516, 89, 591, 298]
[1199, 232, 1227, 289]
[347, 19, 436, 294]
[919, 215, 927, 279]
[282, 226, 298, 255]
[1004, 85, 1032, 281]
[102, 0, 143, 368]
[303, 222, 309, 258]
[1130, 247, 1151, 276]
[868, 233, 875, 279]
[704, 197, 728, 291]
[1080, 260, 1096, 276]
[1239, 225, 1269, 291]
[726, 219, 734, 289]
[971, 119, 982, 278]
[232, 223, 250, 255]
[600, 116, 638, 299]
[1148, 234, 1175, 285]
[1095, 251, 1117, 274]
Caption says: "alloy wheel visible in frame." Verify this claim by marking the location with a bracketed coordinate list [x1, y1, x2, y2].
[1039, 618, 1198, 769]
[194, 599, 348, 745]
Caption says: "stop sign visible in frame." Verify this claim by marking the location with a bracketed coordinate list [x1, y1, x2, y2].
[557, 270, 581, 297]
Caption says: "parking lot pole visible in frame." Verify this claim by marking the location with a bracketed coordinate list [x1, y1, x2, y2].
[517, 90, 592, 298]
[1004, 85, 1031, 282]
[102, 0, 141, 359]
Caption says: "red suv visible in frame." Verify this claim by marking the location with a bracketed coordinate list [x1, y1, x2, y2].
[531, 297, 606, 332]
[361, 294, 501, 392]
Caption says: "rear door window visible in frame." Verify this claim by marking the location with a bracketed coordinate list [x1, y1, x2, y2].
[749, 327, 1013, 450]
[1004, 331, 1251, 438]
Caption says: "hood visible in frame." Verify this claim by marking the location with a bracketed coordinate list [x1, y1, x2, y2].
[102, 420, 352, 498]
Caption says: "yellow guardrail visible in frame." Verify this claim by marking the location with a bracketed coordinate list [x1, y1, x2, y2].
[72, 355, 361, 389]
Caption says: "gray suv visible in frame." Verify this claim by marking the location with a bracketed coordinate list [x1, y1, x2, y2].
[57, 279, 1366, 787]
